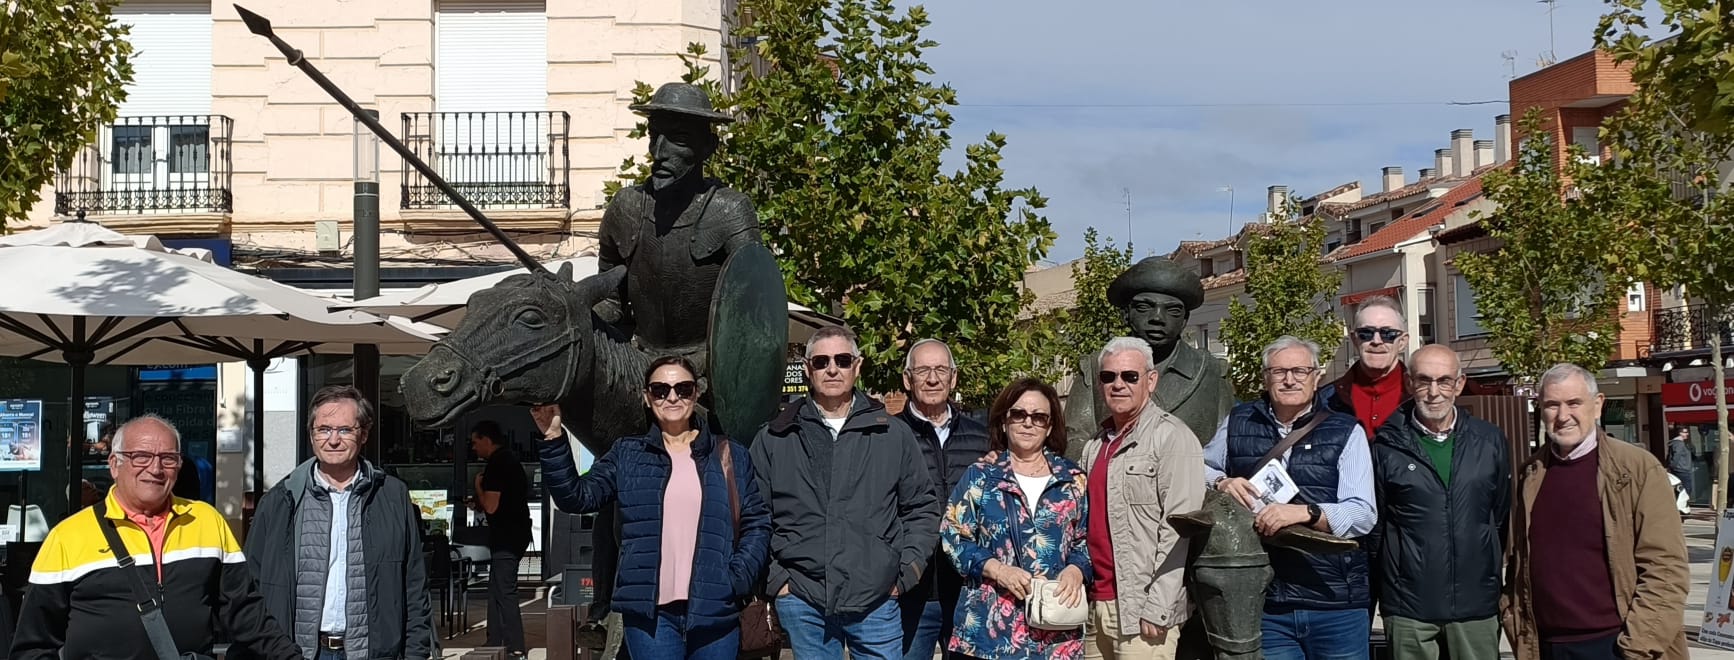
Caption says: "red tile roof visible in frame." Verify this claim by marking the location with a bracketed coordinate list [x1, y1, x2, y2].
[1331, 175, 1487, 261]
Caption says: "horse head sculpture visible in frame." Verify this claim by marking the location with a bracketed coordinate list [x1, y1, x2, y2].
[1169, 489, 1359, 660]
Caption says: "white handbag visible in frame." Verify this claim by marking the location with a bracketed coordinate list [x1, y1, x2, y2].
[1025, 577, 1087, 631]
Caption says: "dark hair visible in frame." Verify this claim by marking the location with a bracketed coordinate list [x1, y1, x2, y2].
[986, 378, 1066, 456]
[1673, 425, 1690, 438]
[307, 385, 375, 431]
[643, 355, 700, 388]
[469, 420, 506, 446]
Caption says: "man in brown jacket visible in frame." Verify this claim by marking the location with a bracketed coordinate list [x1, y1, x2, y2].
[1080, 337, 1206, 660]
[1501, 363, 1689, 660]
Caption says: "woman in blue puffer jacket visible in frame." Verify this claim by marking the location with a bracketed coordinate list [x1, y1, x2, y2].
[532, 355, 771, 660]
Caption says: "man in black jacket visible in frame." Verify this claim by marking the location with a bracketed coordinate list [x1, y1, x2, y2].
[1369, 345, 1510, 660]
[752, 325, 940, 660]
[895, 339, 989, 660]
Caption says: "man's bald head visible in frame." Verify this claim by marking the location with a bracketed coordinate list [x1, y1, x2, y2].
[1410, 344, 1461, 376]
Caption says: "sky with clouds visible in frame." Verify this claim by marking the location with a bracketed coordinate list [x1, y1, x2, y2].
[914, 0, 1620, 264]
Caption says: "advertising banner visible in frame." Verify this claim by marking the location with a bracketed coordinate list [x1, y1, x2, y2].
[0, 399, 44, 471]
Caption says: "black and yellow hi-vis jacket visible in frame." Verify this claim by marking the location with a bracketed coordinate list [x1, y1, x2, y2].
[10, 491, 301, 660]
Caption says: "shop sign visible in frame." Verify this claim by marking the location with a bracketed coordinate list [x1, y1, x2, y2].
[0, 399, 43, 472]
[1664, 380, 1734, 424]
[782, 358, 806, 396]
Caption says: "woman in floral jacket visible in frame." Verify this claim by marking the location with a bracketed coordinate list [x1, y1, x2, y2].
[942, 378, 1091, 659]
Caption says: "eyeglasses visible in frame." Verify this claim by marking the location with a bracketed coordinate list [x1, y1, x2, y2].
[115, 451, 182, 468]
[808, 353, 858, 370]
[1410, 375, 1460, 392]
[1098, 370, 1142, 385]
[1006, 408, 1053, 428]
[314, 426, 359, 439]
[906, 366, 954, 380]
[646, 380, 698, 401]
[1264, 366, 1320, 381]
[1354, 326, 1404, 343]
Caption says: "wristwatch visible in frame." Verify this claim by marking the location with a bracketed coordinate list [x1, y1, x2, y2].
[1305, 503, 1322, 526]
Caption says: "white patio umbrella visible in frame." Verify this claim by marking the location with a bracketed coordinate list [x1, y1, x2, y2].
[0, 222, 440, 511]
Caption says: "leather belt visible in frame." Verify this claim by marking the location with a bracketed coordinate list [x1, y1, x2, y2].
[317, 632, 344, 650]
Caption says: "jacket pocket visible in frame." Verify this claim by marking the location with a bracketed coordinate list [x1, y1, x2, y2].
[1122, 460, 1161, 505]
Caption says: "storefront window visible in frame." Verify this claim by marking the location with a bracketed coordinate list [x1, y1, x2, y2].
[1600, 397, 1638, 445]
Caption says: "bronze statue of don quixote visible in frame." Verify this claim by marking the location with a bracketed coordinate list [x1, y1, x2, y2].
[235, 6, 1355, 658]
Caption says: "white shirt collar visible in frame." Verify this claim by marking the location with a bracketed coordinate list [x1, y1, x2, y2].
[1556, 429, 1599, 461]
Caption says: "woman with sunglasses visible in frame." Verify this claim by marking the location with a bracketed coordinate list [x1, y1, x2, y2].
[533, 356, 770, 660]
[941, 378, 1090, 660]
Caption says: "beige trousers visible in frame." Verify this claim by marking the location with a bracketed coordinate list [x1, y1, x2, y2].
[1084, 600, 1180, 660]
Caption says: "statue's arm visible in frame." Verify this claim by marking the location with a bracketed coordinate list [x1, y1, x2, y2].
[593, 200, 630, 325]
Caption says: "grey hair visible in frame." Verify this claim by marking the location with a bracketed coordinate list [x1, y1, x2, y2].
[1540, 362, 1599, 397]
[112, 414, 181, 453]
[1354, 295, 1407, 330]
[904, 338, 956, 370]
[1261, 335, 1321, 369]
[805, 325, 860, 357]
[1099, 337, 1156, 371]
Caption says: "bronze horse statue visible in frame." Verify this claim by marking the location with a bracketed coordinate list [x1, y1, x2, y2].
[1169, 489, 1359, 660]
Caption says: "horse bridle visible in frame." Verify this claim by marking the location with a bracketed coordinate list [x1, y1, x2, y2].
[439, 275, 585, 402]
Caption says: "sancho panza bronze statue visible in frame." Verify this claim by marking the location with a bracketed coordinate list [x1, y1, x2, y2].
[1065, 257, 1235, 454]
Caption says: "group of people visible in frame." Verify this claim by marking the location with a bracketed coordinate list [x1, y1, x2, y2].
[11, 384, 535, 660]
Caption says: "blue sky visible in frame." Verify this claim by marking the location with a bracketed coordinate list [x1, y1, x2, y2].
[915, 0, 1619, 263]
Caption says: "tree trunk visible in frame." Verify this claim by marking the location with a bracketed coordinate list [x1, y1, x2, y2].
[1717, 316, 1731, 512]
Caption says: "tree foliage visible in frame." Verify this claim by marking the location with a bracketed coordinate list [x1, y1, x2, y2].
[1219, 199, 1343, 399]
[1453, 110, 1627, 387]
[610, 0, 1057, 404]
[1055, 227, 1134, 367]
[0, 0, 133, 228]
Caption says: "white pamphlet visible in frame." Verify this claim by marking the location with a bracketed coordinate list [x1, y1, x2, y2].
[1249, 461, 1300, 514]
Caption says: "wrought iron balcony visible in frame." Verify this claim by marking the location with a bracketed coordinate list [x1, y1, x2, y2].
[54, 115, 234, 215]
[400, 111, 570, 210]
[1652, 303, 1734, 355]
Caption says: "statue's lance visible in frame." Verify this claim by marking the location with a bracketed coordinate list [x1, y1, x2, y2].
[232, 4, 543, 273]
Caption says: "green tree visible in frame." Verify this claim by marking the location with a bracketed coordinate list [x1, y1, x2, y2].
[0, 0, 133, 228]
[1219, 198, 1343, 399]
[1594, 0, 1734, 507]
[611, 0, 1057, 403]
[1454, 110, 1627, 393]
[1056, 227, 1134, 366]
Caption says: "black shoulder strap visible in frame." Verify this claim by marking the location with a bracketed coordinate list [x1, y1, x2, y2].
[1252, 410, 1332, 474]
[94, 500, 183, 660]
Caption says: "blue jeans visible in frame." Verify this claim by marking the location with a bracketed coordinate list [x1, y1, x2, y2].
[1262, 608, 1371, 660]
[316, 649, 344, 660]
[899, 596, 945, 660]
[622, 602, 741, 660]
[775, 593, 905, 660]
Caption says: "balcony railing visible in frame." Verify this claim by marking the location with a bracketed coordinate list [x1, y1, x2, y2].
[401, 111, 570, 210]
[1652, 303, 1734, 354]
[55, 115, 234, 215]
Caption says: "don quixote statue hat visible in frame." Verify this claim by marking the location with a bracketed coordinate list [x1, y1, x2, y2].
[630, 82, 735, 123]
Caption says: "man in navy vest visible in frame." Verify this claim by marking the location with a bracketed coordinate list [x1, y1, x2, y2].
[1203, 336, 1377, 660]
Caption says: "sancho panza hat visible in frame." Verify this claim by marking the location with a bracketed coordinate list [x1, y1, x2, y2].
[630, 82, 735, 123]
[1107, 257, 1205, 310]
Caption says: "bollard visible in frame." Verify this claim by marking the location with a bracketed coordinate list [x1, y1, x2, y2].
[547, 603, 577, 660]
[460, 647, 509, 660]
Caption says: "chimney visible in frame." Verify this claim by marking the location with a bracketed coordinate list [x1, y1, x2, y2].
[1475, 140, 1495, 169]
[1451, 129, 1474, 177]
[1382, 166, 1404, 193]
[1418, 167, 1436, 180]
[1266, 185, 1289, 218]
[1494, 114, 1513, 164]
[1434, 149, 1453, 179]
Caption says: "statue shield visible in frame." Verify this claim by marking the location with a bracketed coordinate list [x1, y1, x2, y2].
[707, 242, 789, 439]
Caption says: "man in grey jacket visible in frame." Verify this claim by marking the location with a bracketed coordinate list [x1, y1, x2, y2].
[751, 325, 940, 660]
[239, 385, 434, 660]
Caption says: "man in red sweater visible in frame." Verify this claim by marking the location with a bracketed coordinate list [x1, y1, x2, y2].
[1325, 296, 1410, 435]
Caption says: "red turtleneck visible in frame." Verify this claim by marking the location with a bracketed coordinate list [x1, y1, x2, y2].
[1346, 360, 1406, 435]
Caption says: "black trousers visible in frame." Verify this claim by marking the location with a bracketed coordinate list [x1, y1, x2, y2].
[1540, 633, 1622, 660]
[486, 549, 526, 653]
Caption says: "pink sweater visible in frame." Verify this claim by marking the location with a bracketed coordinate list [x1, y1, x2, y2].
[658, 451, 704, 604]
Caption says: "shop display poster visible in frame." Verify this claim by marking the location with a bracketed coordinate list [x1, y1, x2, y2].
[0, 400, 43, 472]
[1700, 509, 1734, 650]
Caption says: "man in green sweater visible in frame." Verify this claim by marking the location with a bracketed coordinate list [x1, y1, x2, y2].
[1369, 344, 1511, 660]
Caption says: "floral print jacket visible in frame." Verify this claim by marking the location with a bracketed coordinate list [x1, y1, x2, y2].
[942, 450, 1091, 660]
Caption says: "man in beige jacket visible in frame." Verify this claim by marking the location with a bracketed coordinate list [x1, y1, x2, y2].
[1080, 337, 1206, 660]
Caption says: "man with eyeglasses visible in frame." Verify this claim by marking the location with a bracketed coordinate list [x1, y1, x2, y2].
[750, 324, 939, 660]
[1079, 337, 1203, 660]
[1366, 345, 1509, 660]
[13, 415, 302, 660]
[238, 385, 434, 660]
[894, 338, 989, 660]
[1323, 296, 1411, 435]
[1204, 336, 1376, 660]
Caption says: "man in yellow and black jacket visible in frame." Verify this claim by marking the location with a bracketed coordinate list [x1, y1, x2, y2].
[10, 415, 299, 660]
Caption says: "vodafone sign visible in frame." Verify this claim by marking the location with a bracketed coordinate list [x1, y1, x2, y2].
[1663, 380, 1734, 424]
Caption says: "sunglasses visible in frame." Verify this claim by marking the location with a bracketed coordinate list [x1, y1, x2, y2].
[808, 353, 858, 370]
[1355, 326, 1404, 343]
[1098, 370, 1143, 385]
[645, 380, 698, 400]
[1006, 408, 1053, 428]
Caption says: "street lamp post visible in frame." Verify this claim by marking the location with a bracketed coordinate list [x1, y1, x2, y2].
[354, 109, 381, 463]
